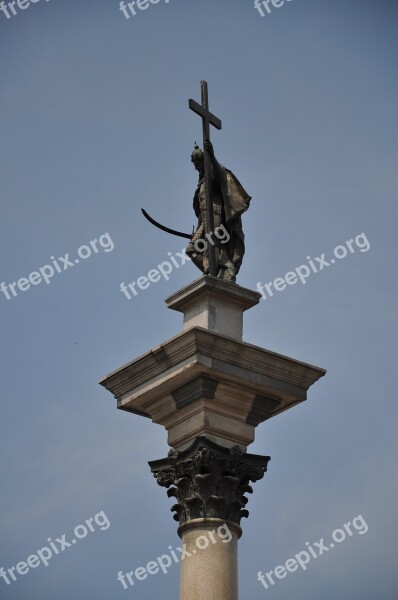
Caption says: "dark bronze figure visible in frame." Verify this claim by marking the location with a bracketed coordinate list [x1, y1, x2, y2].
[142, 81, 251, 282]
[186, 139, 251, 282]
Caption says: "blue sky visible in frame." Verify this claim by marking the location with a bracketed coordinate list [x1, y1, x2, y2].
[1, 0, 397, 598]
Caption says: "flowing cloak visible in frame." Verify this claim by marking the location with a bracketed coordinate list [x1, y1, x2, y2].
[192, 163, 252, 274]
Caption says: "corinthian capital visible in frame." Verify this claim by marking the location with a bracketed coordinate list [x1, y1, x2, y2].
[149, 437, 270, 527]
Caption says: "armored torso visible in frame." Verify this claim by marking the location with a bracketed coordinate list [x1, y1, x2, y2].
[196, 177, 223, 232]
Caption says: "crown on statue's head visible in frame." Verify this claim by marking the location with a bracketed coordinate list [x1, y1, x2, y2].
[191, 142, 203, 161]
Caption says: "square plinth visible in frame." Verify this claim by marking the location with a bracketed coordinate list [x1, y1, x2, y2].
[165, 275, 261, 341]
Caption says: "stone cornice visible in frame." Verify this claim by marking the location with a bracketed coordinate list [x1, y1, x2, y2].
[99, 327, 326, 449]
[99, 327, 326, 407]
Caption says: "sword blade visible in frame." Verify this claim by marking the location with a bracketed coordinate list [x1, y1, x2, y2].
[141, 209, 192, 240]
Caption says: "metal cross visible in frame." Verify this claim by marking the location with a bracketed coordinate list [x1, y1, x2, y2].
[189, 81, 222, 276]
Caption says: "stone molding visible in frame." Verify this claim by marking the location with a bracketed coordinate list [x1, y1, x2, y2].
[100, 327, 326, 415]
[165, 275, 261, 313]
[171, 376, 219, 409]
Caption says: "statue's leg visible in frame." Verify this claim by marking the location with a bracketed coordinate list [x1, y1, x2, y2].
[186, 224, 208, 274]
[217, 249, 236, 281]
[212, 215, 236, 281]
[186, 241, 207, 273]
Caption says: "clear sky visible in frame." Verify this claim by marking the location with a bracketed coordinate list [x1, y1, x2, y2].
[1, 0, 397, 599]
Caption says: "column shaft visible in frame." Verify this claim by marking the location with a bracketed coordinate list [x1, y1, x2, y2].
[179, 520, 239, 600]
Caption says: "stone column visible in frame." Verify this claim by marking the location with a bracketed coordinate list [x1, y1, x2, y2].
[178, 520, 239, 600]
[99, 276, 326, 600]
[149, 437, 270, 600]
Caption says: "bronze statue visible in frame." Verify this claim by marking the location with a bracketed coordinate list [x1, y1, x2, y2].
[142, 81, 251, 283]
[186, 140, 251, 281]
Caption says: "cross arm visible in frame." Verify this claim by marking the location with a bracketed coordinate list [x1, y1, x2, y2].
[188, 99, 222, 130]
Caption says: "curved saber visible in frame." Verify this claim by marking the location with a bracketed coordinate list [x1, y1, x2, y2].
[141, 208, 192, 240]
